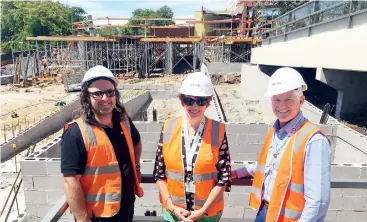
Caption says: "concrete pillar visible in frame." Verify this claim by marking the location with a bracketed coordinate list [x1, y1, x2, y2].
[316, 68, 367, 118]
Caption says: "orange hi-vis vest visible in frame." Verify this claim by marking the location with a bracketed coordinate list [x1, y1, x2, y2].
[63, 118, 144, 218]
[249, 121, 327, 222]
[161, 116, 225, 216]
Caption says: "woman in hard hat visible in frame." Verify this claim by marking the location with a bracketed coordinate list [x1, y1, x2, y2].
[153, 72, 231, 222]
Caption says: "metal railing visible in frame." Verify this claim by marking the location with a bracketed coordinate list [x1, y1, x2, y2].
[260, 0, 367, 40]
[1, 170, 23, 222]
[41, 174, 367, 222]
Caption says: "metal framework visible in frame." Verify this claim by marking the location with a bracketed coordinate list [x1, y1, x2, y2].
[23, 34, 254, 91]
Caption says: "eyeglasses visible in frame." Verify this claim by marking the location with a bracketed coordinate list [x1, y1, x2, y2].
[88, 89, 116, 99]
[181, 95, 208, 106]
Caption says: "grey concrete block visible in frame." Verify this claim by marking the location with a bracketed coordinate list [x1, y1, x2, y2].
[140, 183, 157, 191]
[228, 144, 243, 153]
[331, 165, 361, 179]
[36, 204, 53, 218]
[22, 175, 34, 190]
[227, 134, 238, 145]
[33, 176, 63, 190]
[247, 124, 268, 135]
[140, 163, 155, 174]
[47, 190, 65, 204]
[238, 135, 261, 144]
[226, 124, 248, 134]
[140, 132, 161, 143]
[136, 191, 161, 207]
[243, 208, 258, 218]
[24, 190, 47, 204]
[141, 151, 157, 160]
[231, 153, 259, 161]
[230, 185, 252, 194]
[25, 204, 38, 218]
[228, 193, 249, 207]
[147, 122, 164, 132]
[221, 206, 244, 218]
[360, 166, 367, 179]
[325, 210, 338, 221]
[329, 196, 357, 210]
[46, 159, 61, 175]
[243, 144, 262, 154]
[336, 210, 367, 221]
[20, 159, 48, 176]
[134, 122, 148, 132]
[142, 142, 159, 152]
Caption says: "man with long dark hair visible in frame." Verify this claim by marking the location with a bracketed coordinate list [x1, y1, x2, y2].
[61, 65, 144, 222]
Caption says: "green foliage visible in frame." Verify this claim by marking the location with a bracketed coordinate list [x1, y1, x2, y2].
[0, 1, 86, 52]
[123, 5, 175, 36]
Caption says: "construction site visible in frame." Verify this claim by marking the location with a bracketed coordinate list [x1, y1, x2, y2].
[1, 0, 367, 221]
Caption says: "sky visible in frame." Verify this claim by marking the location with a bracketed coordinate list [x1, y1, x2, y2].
[59, 0, 231, 25]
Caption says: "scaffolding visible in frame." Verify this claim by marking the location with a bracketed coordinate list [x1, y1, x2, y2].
[22, 23, 258, 91]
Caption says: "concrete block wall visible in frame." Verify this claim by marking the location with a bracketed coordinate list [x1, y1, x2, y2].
[19, 121, 367, 221]
[20, 156, 367, 221]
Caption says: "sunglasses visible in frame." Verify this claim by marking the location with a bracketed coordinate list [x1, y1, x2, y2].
[181, 95, 208, 106]
[88, 89, 116, 99]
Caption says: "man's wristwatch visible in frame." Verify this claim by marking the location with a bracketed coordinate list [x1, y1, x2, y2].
[135, 163, 141, 171]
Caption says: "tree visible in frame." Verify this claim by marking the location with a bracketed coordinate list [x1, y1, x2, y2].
[120, 6, 175, 36]
[156, 6, 175, 26]
[0, 1, 86, 52]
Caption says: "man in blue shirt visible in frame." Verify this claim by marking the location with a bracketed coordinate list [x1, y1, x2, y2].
[232, 67, 331, 222]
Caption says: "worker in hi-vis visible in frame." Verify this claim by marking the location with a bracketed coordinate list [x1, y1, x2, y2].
[153, 72, 232, 222]
[61, 65, 143, 222]
[232, 67, 331, 222]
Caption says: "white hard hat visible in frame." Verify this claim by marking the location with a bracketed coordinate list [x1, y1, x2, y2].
[179, 72, 213, 97]
[265, 67, 308, 97]
[81, 65, 117, 86]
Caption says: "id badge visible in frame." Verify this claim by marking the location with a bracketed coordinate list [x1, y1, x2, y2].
[185, 182, 196, 193]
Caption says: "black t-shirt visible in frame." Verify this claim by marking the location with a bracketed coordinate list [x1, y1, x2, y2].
[61, 116, 141, 206]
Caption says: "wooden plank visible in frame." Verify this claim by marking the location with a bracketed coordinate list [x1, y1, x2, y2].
[72, 17, 195, 25]
[26, 36, 119, 42]
[186, 18, 241, 24]
[139, 37, 200, 43]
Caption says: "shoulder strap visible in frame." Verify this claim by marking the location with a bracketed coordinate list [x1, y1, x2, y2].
[162, 117, 180, 143]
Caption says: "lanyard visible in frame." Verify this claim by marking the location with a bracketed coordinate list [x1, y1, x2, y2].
[182, 116, 205, 172]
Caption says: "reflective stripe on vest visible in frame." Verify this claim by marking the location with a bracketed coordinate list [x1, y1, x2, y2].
[171, 194, 224, 207]
[74, 117, 143, 218]
[85, 193, 121, 202]
[249, 121, 324, 222]
[161, 116, 224, 216]
[166, 170, 218, 182]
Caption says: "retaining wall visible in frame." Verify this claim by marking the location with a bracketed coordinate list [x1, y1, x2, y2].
[0, 98, 80, 163]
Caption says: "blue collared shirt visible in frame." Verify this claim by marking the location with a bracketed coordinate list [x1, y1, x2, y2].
[236, 112, 331, 222]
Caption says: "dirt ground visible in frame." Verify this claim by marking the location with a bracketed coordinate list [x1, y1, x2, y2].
[0, 83, 79, 144]
[215, 85, 263, 123]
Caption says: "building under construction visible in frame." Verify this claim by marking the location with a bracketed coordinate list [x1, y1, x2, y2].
[16, 3, 265, 91]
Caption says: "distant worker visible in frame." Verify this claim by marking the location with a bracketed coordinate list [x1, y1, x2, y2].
[41, 56, 47, 68]
[232, 67, 331, 222]
[154, 72, 232, 222]
[41, 56, 48, 77]
[61, 65, 144, 222]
